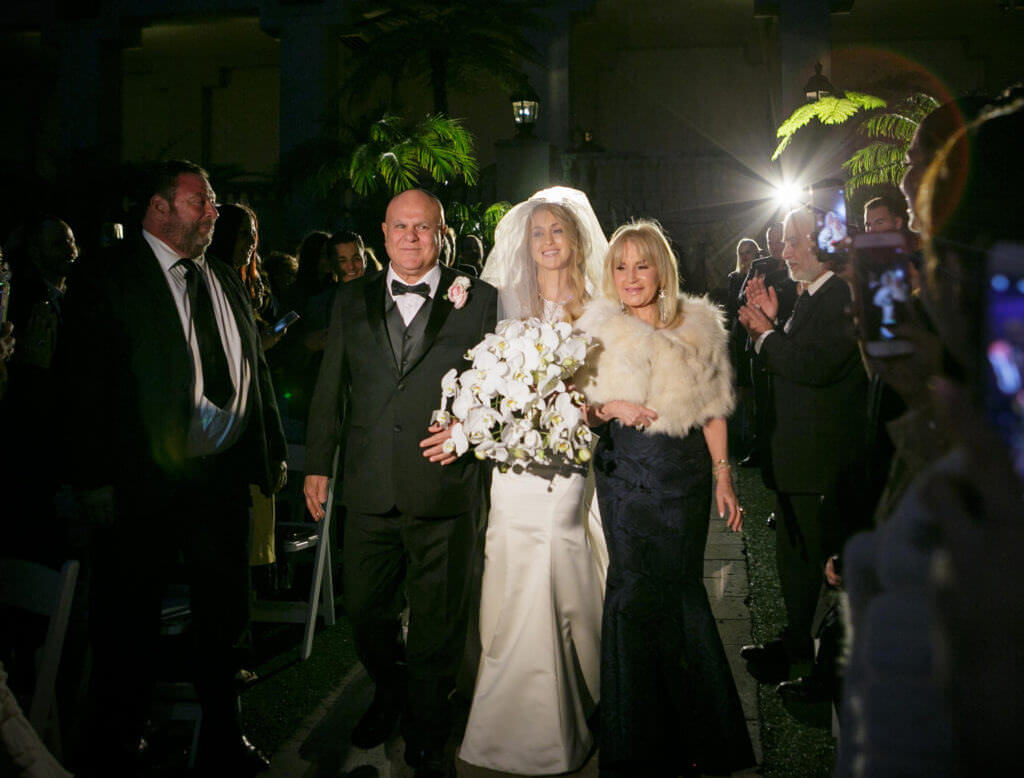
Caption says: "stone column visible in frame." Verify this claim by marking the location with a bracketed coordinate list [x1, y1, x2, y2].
[495, 136, 556, 203]
[275, 19, 340, 157]
[778, 0, 832, 117]
[260, 0, 345, 238]
[48, 19, 126, 163]
[523, 5, 571, 150]
[260, 0, 344, 158]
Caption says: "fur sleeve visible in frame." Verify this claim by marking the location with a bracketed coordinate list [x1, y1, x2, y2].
[574, 295, 735, 438]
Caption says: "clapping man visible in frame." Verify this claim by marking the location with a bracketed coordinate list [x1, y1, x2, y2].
[737, 207, 868, 683]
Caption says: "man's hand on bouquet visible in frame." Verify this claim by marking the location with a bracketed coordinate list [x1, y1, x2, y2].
[421, 424, 456, 466]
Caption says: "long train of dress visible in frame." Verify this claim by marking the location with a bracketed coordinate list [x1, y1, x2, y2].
[459, 464, 605, 774]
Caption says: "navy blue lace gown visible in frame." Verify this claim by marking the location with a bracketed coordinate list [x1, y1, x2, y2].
[594, 422, 755, 776]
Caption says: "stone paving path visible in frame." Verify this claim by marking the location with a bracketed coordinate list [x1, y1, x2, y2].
[266, 510, 760, 777]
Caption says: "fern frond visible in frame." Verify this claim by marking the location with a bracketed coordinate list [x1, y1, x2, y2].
[841, 142, 907, 177]
[899, 92, 941, 123]
[859, 113, 918, 141]
[816, 95, 864, 125]
[844, 91, 888, 111]
[845, 162, 905, 195]
[776, 101, 822, 139]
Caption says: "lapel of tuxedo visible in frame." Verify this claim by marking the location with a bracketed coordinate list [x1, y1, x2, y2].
[126, 236, 193, 422]
[364, 271, 401, 379]
[207, 257, 256, 360]
[130, 238, 191, 363]
[402, 264, 457, 376]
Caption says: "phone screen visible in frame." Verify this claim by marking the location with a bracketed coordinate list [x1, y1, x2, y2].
[853, 232, 914, 356]
[812, 186, 848, 255]
[273, 310, 300, 334]
[983, 242, 1024, 475]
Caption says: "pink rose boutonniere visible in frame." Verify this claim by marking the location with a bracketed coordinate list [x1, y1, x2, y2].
[445, 276, 471, 309]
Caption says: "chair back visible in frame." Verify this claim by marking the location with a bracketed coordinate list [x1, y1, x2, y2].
[0, 558, 80, 738]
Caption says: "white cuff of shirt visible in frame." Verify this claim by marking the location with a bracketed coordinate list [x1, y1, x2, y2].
[754, 329, 774, 354]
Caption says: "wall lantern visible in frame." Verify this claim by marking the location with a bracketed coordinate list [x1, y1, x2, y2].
[804, 62, 834, 102]
[511, 85, 540, 135]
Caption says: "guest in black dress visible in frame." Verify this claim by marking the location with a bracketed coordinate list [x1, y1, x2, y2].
[576, 219, 755, 777]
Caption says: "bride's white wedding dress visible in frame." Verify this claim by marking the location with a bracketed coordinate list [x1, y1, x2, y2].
[459, 300, 606, 775]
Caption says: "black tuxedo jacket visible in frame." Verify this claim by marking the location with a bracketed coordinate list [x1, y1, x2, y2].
[305, 265, 497, 516]
[58, 231, 287, 497]
[759, 273, 868, 495]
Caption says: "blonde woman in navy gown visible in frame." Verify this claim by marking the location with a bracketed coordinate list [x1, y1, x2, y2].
[576, 220, 755, 777]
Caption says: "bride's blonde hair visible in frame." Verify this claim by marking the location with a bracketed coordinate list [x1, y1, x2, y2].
[522, 203, 591, 322]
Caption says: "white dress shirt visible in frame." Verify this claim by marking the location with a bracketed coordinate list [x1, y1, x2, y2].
[143, 230, 251, 456]
[386, 263, 441, 326]
[754, 270, 834, 353]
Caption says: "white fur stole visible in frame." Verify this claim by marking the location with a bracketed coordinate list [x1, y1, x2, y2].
[574, 296, 735, 438]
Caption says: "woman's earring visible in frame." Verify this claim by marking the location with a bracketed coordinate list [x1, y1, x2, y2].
[657, 288, 668, 322]
[619, 299, 626, 312]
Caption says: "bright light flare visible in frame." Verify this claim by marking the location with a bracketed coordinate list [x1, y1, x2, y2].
[772, 181, 807, 209]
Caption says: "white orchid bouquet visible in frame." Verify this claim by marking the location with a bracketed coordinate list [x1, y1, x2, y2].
[431, 317, 595, 469]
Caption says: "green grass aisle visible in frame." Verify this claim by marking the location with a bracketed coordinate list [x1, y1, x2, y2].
[734, 465, 836, 777]
[241, 620, 359, 755]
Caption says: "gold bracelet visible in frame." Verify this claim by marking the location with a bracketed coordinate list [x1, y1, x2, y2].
[712, 463, 731, 476]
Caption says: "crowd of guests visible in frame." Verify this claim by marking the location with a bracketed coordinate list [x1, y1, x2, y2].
[0, 165, 490, 776]
[1, 84, 1023, 778]
[721, 84, 1024, 776]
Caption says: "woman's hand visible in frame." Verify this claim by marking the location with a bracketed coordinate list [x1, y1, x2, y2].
[715, 471, 743, 532]
[260, 329, 283, 352]
[595, 400, 658, 430]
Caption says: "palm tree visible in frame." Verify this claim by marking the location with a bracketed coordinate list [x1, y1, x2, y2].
[448, 200, 512, 247]
[305, 112, 478, 197]
[340, 0, 547, 115]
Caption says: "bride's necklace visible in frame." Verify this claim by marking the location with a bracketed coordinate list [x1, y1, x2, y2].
[539, 290, 573, 305]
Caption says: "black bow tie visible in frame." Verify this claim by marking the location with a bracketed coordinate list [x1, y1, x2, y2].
[391, 279, 431, 299]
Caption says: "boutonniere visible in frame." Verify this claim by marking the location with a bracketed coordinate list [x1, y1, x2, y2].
[444, 276, 471, 309]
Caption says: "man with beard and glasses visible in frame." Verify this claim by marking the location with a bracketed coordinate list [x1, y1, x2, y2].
[59, 160, 286, 776]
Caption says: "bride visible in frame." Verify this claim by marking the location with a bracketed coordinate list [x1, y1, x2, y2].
[458, 187, 608, 774]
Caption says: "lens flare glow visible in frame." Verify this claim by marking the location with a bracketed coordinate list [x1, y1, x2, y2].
[772, 181, 806, 209]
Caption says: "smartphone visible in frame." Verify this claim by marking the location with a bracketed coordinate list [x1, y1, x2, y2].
[811, 184, 848, 255]
[739, 257, 786, 305]
[982, 242, 1024, 475]
[272, 310, 300, 334]
[853, 231, 914, 356]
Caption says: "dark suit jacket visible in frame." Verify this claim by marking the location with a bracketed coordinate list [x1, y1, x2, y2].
[305, 265, 497, 517]
[759, 273, 868, 495]
[58, 231, 287, 497]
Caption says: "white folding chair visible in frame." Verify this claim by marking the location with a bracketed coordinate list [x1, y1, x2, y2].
[251, 445, 339, 660]
[0, 557, 79, 758]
